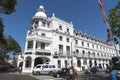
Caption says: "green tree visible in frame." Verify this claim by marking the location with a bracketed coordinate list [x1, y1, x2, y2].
[0, 18, 6, 46]
[0, 0, 17, 14]
[0, 35, 21, 65]
[6, 36, 21, 65]
[109, 1, 120, 43]
[0, 0, 18, 65]
[0, 0, 17, 45]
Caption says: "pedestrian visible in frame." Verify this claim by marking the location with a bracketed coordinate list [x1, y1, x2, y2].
[68, 66, 77, 80]
[109, 68, 117, 80]
[72, 66, 77, 79]
[18, 65, 22, 73]
[68, 66, 73, 80]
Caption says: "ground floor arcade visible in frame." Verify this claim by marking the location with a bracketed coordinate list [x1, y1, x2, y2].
[17, 54, 110, 73]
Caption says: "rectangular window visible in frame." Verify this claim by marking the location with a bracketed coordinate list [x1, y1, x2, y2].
[76, 40, 78, 45]
[42, 22, 46, 26]
[87, 43, 89, 47]
[34, 21, 38, 28]
[96, 45, 98, 49]
[59, 45, 63, 54]
[65, 61, 67, 68]
[59, 36, 63, 41]
[66, 46, 70, 55]
[82, 41, 84, 46]
[67, 28, 69, 34]
[58, 60, 61, 68]
[66, 38, 69, 43]
[41, 33, 46, 36]
[27, 41, 33, 49]
[92, 44, 94, 48]
[41, 43, 45, 49]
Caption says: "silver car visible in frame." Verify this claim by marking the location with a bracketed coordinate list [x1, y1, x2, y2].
[32, 64, 57, 75]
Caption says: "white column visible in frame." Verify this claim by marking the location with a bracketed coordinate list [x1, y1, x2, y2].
[81, 59, 84, 67]
[101, 60, 104, 69]
[33, 40, 36, 53]
[31, 57, 35, 69]
[104, 60, 107, 69]
[22, 58, 26, 72]
[25, 41, 28, 52]
[87, 59, 89, 68]
[92, 59, 94, 67]
[97, 59, 99, 67]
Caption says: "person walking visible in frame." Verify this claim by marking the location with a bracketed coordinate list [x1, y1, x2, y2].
[72, 66, 77, 79]
[68, 66, 77, 80]
[109, 68, 117, 80]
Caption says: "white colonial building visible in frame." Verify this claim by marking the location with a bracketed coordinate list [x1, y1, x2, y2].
[17, 5, 119, 73]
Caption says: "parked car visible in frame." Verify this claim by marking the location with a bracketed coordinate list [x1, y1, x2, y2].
[84, 67, 100, 74]
[32, 64, 57, 75]
[52, 68, 70, 78]
[105, 67, 111, 73]
[90, 67, 98, 74]
[84, 69, 91, 74]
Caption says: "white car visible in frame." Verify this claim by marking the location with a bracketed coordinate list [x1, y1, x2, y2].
[32, 64, 57, 75]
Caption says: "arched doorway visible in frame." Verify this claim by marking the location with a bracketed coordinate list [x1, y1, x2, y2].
[34, 57, 43, 66]
[25, 57, 32, 68]
[89, 60, 92, 68]
[77, 60, 81, 67]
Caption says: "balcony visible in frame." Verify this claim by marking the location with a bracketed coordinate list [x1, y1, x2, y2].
[35, 49, 51, 55]
[26, 34, 52, 43]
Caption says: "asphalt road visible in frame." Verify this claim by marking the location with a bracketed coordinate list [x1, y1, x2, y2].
[76, 73, 111, 80]
[0, 72, 115, 80]
[0, 73, 39, 80]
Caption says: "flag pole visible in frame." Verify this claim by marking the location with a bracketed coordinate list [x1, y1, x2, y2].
[98, 0, 119, 56]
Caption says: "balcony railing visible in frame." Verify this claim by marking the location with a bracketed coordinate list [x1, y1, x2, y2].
[27, 34, 52, 43]
[35, 49, 51, 56]
[35, 48, 51, 53]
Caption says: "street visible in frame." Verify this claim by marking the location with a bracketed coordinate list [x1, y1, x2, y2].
[76, 73, 110, 80]
[0, 71, 112, 80]
[0, 72, 63, 80]
[0, 73, 38, 80]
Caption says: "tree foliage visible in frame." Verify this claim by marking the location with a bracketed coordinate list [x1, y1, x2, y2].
[109, 1, 120, 42]
[0, 35, 21, 64]
[6, 36, 21, 53]
[0, 18, 6, 46]
[0, 0, 20, 65]
[0, 0, 17, 15]
[0, 0, 17, 45]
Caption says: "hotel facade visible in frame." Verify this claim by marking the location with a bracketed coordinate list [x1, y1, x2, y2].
[17, 5, 120, 73]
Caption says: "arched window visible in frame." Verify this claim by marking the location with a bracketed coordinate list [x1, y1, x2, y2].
[82, 50, 85, 57]
[76, 49, 79, 54]
[25, 57, 32, 68]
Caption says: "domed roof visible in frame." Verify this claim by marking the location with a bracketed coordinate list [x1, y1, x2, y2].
[34, 5, 47, 18]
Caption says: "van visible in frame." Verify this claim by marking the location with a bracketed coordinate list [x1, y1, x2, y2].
[32, 64, 57, 75]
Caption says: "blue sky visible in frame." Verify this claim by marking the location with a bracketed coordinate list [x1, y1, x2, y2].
[1, 0, 118, 51]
